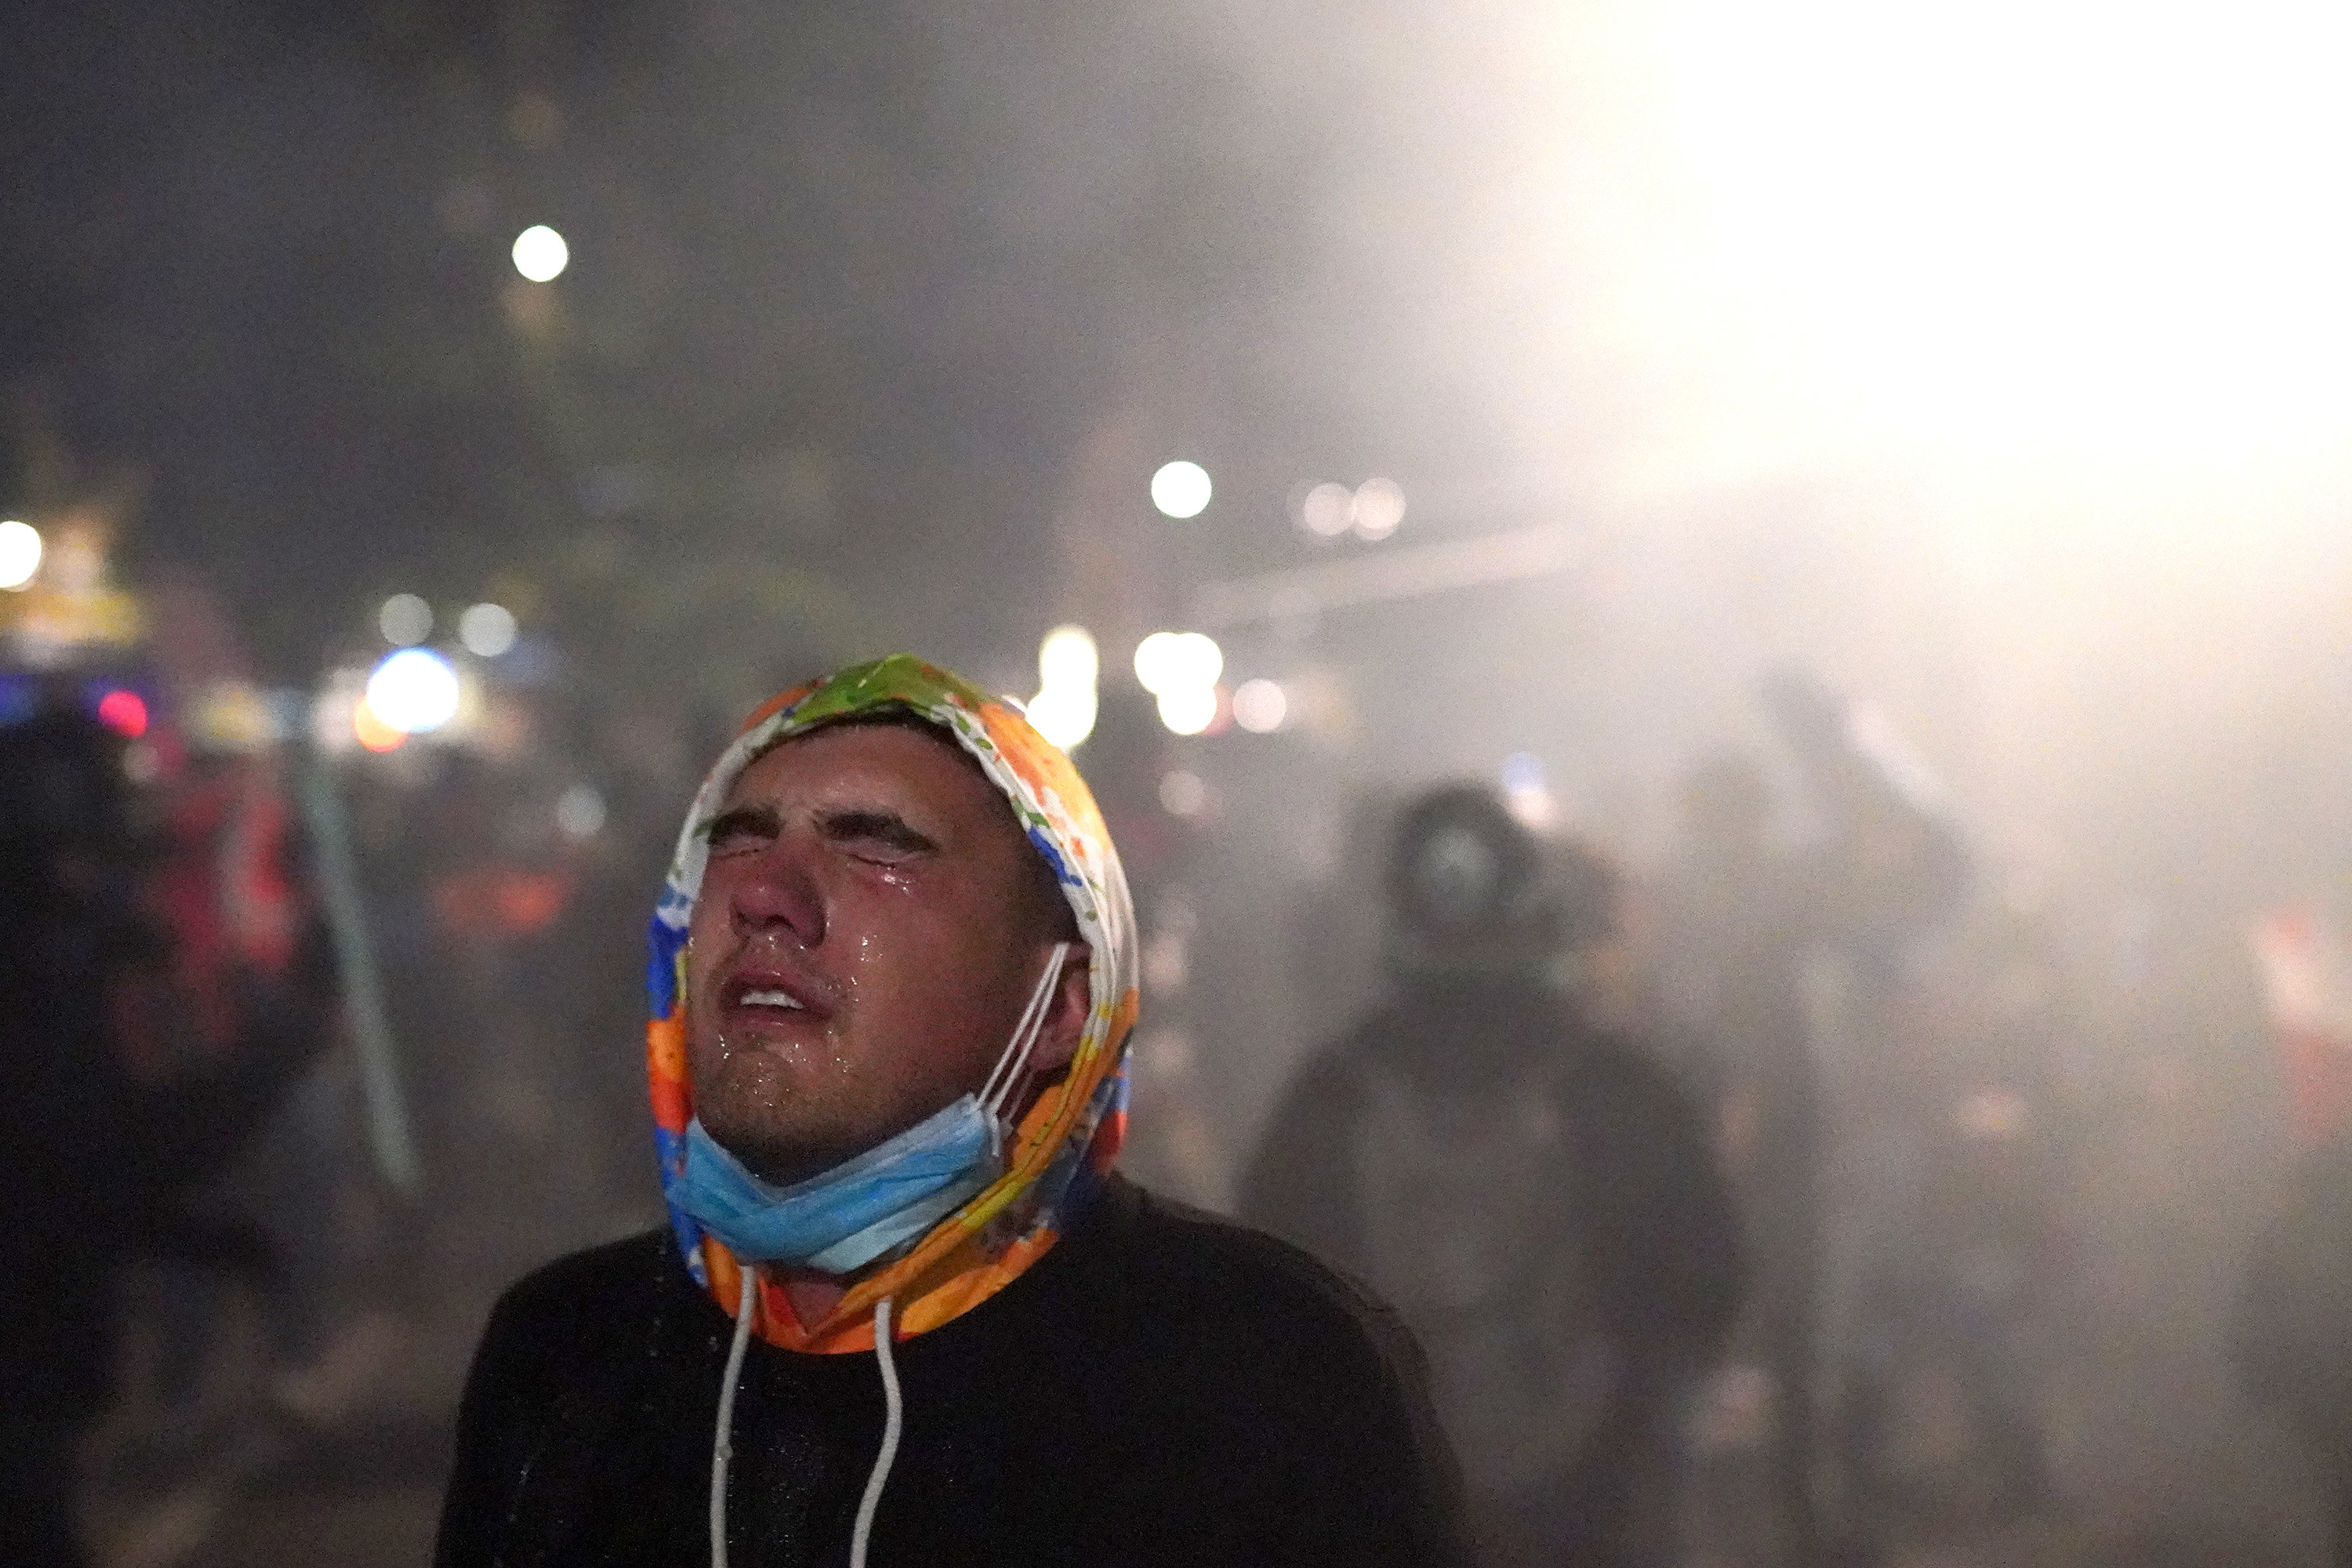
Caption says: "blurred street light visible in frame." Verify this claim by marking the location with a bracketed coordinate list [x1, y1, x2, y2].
[1133, 631, 1222, 696]
[378, 593, 432, 646]
[1232, 678, 1288, 733]
[1352, 478, 1406, 540]
[1155, 685, 1219, 736]
[365, 648, 461, 734]
[556, 783, 606, 839]
[96, 689, 148, 739]
[459, 601, 519, 657]
[1295, 479, 1406, 540]
[0, 520, 42, 590]
[511, 224, 569, 282]
[1150, 460, 1213, 520]
[1500, 750, 1555, 829]
[1027, 687, 1098, 750]
[1158, 770, 1207, 816]
[351, 697, 406, 753]
[1299, 483, 1354, 538]
[1037, 623, 1099, 690]
[1135, 630, 1225, 737]
[1028, 623, 1099, 750]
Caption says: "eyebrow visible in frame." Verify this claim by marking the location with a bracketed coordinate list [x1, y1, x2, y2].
[814, 808, 939, 856]
[702, 802, 942, 858]
[703, 804, 781, 844]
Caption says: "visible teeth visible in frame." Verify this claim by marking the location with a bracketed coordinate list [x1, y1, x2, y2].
[741, 989, 802, 1008]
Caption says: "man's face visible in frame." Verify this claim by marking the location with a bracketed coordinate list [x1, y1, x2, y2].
[684, 721, 1073, 1185]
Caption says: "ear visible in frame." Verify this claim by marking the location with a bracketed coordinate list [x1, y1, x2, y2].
[1030, 942, 1094, 1076]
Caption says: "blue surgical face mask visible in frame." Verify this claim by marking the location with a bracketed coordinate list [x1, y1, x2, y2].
[675, 942, 1073, 1276]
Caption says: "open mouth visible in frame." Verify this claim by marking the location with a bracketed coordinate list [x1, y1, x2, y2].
[719, 971, 832, 1022]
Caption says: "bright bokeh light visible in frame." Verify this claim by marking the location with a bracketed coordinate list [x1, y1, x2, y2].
[1639, 0, 2352, 477]
[96, 689, 148, 739]
[1232, 678, 1288, 734]
[459, 601, 518, 658]
[1158, 770, 1207, 816]
[1133, 631, 1223, 696]
[556, 783, 606, 840]
[1036, 624, 1099, 691]
[1352, 478, 1406, 541]
[1156, 684, 1219, 737]
[365, 648, 461, 734]
[1027, 623, 1100, 750]
[1499, 751, 1555, 829]
[1149, 460, 1213, 520]
[511, 224, 570, 282]
[1500, 752, 1545, 795]
[1299, 483, 1354, 538]
[378, 593, 432, 646]
[1025, 686, 1099, 750]
[351, 697, 407, 753]
[0, 521, 42, 590]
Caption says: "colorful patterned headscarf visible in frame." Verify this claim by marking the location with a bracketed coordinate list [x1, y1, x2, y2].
[645, 654, 1139, 1354]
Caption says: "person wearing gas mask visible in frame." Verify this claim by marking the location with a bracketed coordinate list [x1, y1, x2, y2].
[434, 655, 1465, 1568]
[1242, 784, 1742, 1568]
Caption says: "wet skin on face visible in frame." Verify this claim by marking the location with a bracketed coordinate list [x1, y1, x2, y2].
[684, 721, 1087, 1185]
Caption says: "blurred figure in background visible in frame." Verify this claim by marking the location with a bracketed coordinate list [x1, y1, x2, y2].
[2237, 906, 2352, 1566]
[1647, 670, 1968, 1566]
[1835, 959, 2063, 1536]
[1243, 783, 1742, 1568]
[0, 692, 332, 1567]
[2237, 1133, 2352, 1567]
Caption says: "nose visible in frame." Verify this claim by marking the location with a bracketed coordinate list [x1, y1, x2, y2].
[726, 833, 826, 947]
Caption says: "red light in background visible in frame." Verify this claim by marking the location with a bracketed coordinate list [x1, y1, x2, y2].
[97, 689, 148, 739]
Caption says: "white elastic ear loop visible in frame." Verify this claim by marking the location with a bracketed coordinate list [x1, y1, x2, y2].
[710, 1266, 760, 1568]
[978, 941, 1071, 1126]
[849, 1297, 902, 1568]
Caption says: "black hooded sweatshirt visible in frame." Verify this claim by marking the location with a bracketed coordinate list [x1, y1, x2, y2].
[435, 1174, 1468, 1567]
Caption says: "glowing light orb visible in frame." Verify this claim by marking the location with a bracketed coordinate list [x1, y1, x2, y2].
[1232, 678, 1287, 734]
[1299, 483, 1354, 538]
[1352, 478, 1406, 540]
[1156, 684, 1219, 736]
[1159, 770, 1207, 816]
[511, 224, 570, 282]
[96, 689, 148, 739]
[0, 521, 42, 590]
[352, 697, 407, 753]
[365, 648, 461, 734]
[378, 593, 432, 646]
[1036, 624, 1098, 691]
[1025, 623, 1101, 749]
[1025, 685, 1099, 750]
[1133, 631, 1223, 696]
[459, 601, 518, 657]
[1149, 460, 1213, 520]
[556, 783, 606, 839]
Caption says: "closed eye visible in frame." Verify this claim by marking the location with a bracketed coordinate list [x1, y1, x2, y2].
[816, 808, 938, 862]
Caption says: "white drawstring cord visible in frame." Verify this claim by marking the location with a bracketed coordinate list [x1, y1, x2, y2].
[849, 1296, 902, 1568]
[709, 1281, 903, 1568]
[838, 947, 1058, 1563]
[711, 934, 1037, 1568]
[710, 1265, 760, 1568]
[978, 942, 1070, 1127]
